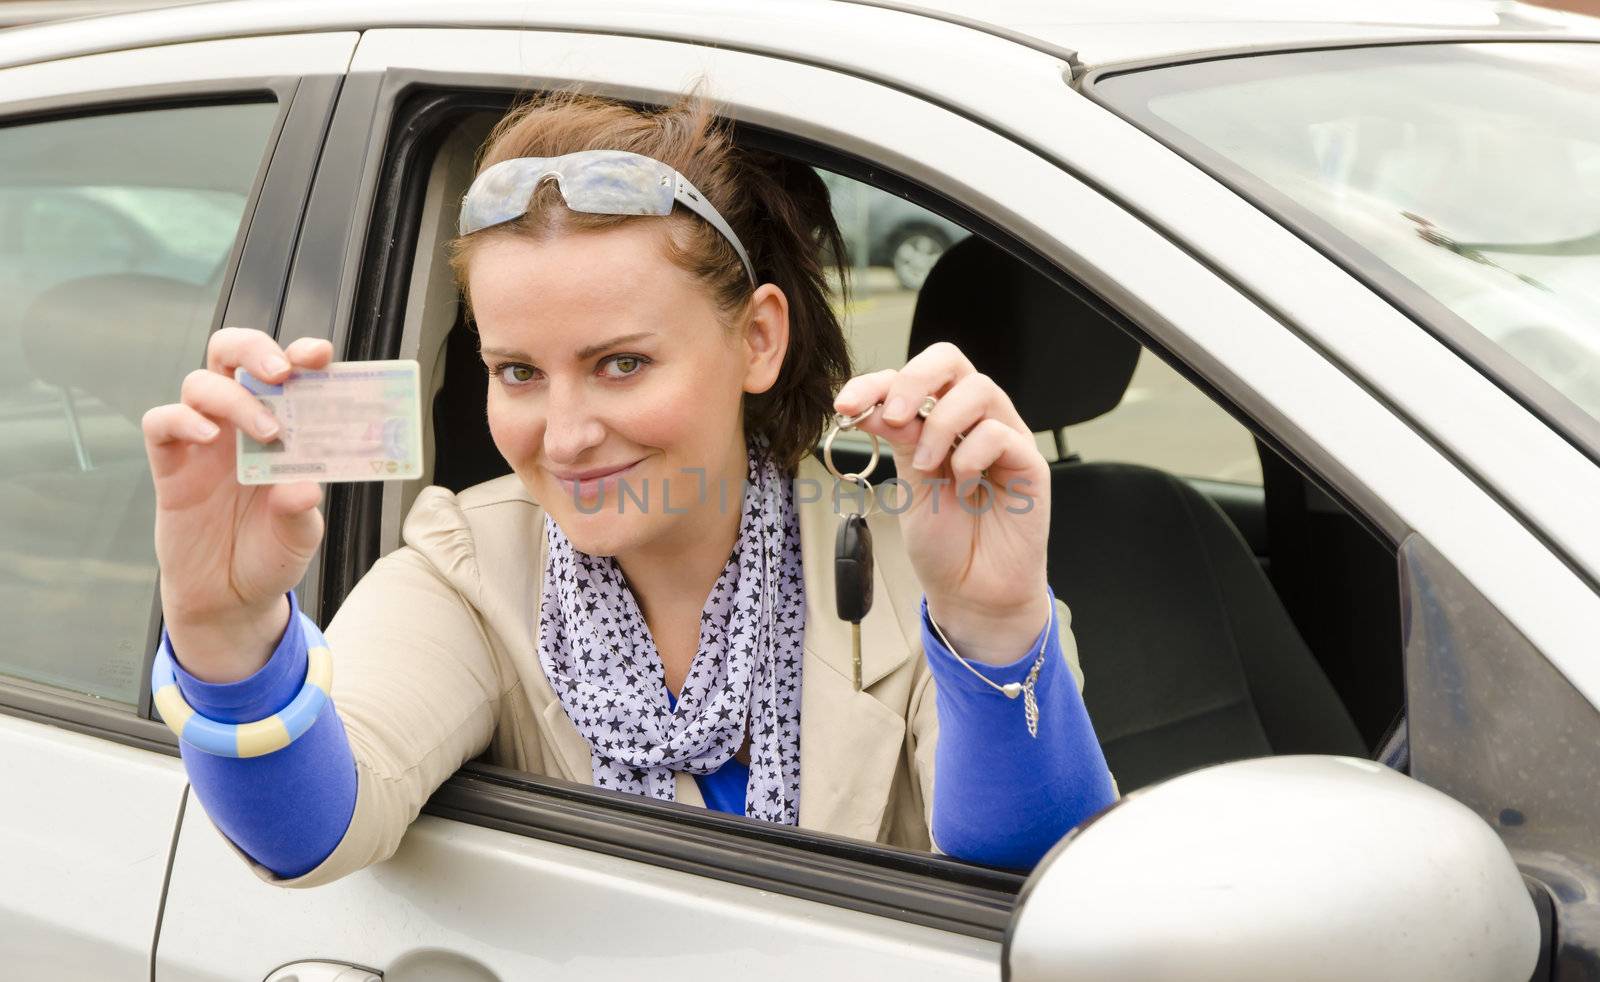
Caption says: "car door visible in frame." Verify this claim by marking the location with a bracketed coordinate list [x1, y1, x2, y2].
[142, 10, 1587, 981]
[0, 29, 356, 981]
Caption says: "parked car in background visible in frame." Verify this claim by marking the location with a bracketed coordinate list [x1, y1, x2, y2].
[822, 169, 970, 289]
[2, 2, 1599, 980]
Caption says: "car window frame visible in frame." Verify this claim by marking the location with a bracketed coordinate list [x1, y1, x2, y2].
[292, 71, 1033, 940]
[294, 45, 1433, 935]
[0, 72, 341, 751]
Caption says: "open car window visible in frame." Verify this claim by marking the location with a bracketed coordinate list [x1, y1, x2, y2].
[381, 92, 1399, 822]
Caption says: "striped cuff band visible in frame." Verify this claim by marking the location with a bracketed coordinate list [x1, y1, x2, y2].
[151, 613, 333, 758]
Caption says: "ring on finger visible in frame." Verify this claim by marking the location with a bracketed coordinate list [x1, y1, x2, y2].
[920, 394, 997, 488]
[915, 393, 971, 448]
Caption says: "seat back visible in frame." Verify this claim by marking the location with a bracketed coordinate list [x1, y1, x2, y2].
[906, 237, 1363, 789]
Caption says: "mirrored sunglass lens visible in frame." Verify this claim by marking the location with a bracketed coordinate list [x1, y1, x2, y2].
[557, 155, 676, 216]
[461, 160, 544, 233]
[461, 154, 682, 233]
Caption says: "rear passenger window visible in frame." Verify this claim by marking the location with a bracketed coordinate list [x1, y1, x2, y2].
[0, 102, 278, 705]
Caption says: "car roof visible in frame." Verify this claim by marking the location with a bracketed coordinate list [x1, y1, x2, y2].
[2, 0, 1597, 76]
[844, 0, 1600, 67]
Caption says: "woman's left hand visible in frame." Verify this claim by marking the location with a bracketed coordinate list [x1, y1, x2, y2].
[832, 341, 1052, 665]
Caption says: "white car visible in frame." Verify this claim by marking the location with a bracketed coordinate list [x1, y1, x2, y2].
[2, 2, 1598, 980]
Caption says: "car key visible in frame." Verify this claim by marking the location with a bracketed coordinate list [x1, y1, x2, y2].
[835, 511, 874, 690]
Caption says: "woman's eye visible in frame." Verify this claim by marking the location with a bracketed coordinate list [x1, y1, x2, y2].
[602, 354, 649, 379]
[495, 363, 539, 385]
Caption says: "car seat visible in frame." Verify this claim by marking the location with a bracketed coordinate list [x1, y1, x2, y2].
[903, 236, 1365, 790]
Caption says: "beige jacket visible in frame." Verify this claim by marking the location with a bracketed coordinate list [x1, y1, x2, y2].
[230, 455, 1084, 888]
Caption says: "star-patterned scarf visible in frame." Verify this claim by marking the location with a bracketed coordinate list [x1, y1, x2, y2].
[536, 437, 805, 825]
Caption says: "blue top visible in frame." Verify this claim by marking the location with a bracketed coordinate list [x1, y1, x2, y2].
[663, 686, 753, 815]
[168, 587, 1114, 877]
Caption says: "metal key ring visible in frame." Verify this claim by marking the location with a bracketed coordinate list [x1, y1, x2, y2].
[836, 472, 877, 519]
[836, 404, 878, 429]
[822, 407, 882, 482]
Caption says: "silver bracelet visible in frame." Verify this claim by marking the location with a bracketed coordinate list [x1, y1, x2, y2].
[927, 602, 1053, 738]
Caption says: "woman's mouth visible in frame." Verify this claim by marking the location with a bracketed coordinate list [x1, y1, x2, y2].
[552, 458, 645, 504]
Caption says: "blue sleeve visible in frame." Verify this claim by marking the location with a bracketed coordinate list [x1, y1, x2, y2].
[167, 591, 357, 878]
[924, 587, 1117, 869]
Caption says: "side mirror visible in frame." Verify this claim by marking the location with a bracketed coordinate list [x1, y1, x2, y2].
[1006, 756, 1540, 982]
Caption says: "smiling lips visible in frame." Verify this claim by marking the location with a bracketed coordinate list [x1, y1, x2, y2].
[551, 458, 644, 501]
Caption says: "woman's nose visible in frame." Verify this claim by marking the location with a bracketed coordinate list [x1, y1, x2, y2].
[541, 379, 605, 464]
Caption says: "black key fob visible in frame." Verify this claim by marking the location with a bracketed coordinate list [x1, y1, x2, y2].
[835, 513, 874, 622]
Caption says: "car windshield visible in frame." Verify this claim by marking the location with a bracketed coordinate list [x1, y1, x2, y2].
[1096, 42, 1600, 434]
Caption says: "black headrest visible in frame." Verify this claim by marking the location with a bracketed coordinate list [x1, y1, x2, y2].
[907, 236, 1139, 431]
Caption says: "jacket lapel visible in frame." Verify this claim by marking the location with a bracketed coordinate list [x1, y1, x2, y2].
[793, 455, 917, 840]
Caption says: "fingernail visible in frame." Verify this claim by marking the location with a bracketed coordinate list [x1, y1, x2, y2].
[256, 412, 280, 438]
[885, 397, 907, 423]
[913, 445, 934, 470]
[193, 420, 219, 441]
[265, 356, 290, 376]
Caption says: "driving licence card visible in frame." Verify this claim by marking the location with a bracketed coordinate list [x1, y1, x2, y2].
[236, 360, 423, 485]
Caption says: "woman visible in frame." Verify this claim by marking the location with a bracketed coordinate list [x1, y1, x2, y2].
[141, 89, 1115, 887]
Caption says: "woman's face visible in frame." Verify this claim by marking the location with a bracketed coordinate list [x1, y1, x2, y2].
[468, 222, 787, 558]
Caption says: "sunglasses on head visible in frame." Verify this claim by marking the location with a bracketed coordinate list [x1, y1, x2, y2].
[458, 149, 757, 287]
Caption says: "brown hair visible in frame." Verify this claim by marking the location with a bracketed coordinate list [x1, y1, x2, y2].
[447, 86, 852, 473]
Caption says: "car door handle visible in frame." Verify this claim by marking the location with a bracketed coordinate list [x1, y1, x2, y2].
[264, 962, 381, 982]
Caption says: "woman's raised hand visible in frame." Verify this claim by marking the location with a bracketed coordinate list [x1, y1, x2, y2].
[832, 342, 1053, 665]
[141, 327, 334, 682]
